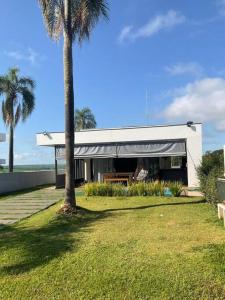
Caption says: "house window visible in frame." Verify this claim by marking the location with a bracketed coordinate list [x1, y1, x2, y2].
[171, 156, 182, 169]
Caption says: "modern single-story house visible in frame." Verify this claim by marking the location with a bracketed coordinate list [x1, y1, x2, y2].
[0, 133, 6, 165]
[36, 122, 202, 188]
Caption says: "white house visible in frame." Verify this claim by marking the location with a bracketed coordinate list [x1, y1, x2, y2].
[36, 122, 202, 188]
[0, 133, 6, 165]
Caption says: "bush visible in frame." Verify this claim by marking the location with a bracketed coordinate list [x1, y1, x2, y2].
[84, 182, 113, 196]
[128, 182, 147, 196]
[112, 184, 127, 197]
[85, 182, 125, 197]
[167, 181, 183, 197]
[151, 181, 165, 196]
[84, 181, 183, 197]
[197, 149, 223, 204]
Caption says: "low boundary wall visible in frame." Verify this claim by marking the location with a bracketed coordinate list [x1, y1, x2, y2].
[217, 178, 225, 202]
[0, 171, 55, 195]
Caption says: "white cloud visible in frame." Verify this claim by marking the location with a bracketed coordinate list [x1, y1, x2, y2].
[14, 149, 53, 165]
[118, 10, 186, 43]
[217, 0, 225, 16]
[14, 153, 32, 161]
[165, 62, 204, 77]
[4, 47, 43, 65]
[118, 26, 133, 43]
[163, 77, 225, 131]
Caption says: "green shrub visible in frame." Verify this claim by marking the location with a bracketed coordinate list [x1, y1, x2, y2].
[112, 184, 127, 197]
[127, 181, 166, 197]
[167, 181, 183, 197]
[152, 181, 165, 196]
[84, 183, 113, 196]
[84, 181, 184, 197]
[197, 149, 223, 204]
[85, 183, 126, 197]
[128, 182, 147, 196]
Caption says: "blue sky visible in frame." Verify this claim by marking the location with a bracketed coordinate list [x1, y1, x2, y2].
[1, 0, 225, 164]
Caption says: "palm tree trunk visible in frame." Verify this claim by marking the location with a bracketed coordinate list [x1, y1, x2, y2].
[63, 0, 76, 210]
[8, 125, 14, 173]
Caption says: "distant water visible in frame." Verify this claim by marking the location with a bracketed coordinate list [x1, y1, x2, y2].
[0, 164, 55, 173]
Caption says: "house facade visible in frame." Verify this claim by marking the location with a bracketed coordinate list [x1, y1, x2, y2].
[36, 123, 202, 188]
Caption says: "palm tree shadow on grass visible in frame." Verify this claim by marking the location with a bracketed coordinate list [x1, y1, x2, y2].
[100, 199, 206, 213]
[0, 208, 109, 275]
[0, 199, 206, 275]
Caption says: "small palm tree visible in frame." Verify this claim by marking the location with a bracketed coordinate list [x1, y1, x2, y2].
[75, 107, 97, 130]
[38, 0, 108, 212]
[0, 68, 35, 172]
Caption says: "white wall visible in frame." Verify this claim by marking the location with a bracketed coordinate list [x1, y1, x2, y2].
[0, 133, 6, 142]
[0, 133, 6, 165]
[186, 127, 202, 187]
[0, 171, 55, 195]
[36, 124, 202, 146]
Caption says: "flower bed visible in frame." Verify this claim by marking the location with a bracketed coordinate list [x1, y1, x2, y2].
[84, 181, 183, 197]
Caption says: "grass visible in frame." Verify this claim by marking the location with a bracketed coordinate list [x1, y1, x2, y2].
[0, 194, 225, 299]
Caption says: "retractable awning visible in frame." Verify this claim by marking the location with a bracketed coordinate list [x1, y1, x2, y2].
[55, 140, 186, 160]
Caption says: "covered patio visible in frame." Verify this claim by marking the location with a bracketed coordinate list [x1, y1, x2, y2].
[36, 123, 202, 188]
[55, 139, 188, 185]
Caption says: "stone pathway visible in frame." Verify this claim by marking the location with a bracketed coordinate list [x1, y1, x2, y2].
[0, 187, 64, 225]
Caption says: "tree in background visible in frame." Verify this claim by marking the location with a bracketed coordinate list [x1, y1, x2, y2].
[38, 0, 108, 213]
[75, 107, 97, 130]
[197, 149, 223, 204]
[0, 68, 35, 172]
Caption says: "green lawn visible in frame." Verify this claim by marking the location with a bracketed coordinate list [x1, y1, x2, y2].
[0, 195, 225, 299]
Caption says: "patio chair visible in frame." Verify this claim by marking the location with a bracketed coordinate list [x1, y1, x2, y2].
[136, 169, 148, 181]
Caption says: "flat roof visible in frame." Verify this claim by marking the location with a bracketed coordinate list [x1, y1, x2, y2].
[37, 122, 202, 134]
[36, 123, 202, 147]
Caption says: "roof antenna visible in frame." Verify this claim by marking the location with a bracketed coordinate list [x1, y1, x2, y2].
[145, 89, 150, 125]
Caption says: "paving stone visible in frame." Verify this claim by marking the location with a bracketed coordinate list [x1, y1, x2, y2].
[0, 219, 16, 225]
[0, 209, 40, 214]
[0, 205, 48, 209]
[0, 187, 63, 222]
[1, 201, 56, 205]
[0, 213, 31, 220]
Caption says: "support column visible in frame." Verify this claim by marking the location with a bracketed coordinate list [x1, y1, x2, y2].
[84, 159, 91, 182]
[186, 134, 202, 188]
[54, 146, 58, 188]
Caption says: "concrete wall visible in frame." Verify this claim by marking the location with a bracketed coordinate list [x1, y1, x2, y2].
[0, 133, 6, 142]
[0, 171, 55, 195]
[36, 124, 202, 146]
[217, 178, 225, 202]
[0, 133, 6, 165]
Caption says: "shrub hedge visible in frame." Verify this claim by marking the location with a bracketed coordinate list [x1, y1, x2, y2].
[197, 149, 223, 205]
[84, 181, 183, 197]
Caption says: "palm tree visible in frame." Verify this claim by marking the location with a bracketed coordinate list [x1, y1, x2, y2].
[38, 0, 109, 212]
[75, 107, 97, 130]
[0, 68, 35, 173]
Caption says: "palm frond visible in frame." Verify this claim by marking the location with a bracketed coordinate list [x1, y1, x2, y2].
[39, 0, 64, 40]
[2, 101, 7, 125]
[0, 68, 35, 128]
[8, 68, 19, 83]
[71, 0, 109, 43]
[20, 87, 35, 121]
[0, 76, 10, 96]
[2, 98, 13, 127]
[39, 0, 109, 43]
[75, 106, 96, 130]
[14, 103, 22, 127]
[18, 77, 36, 89]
